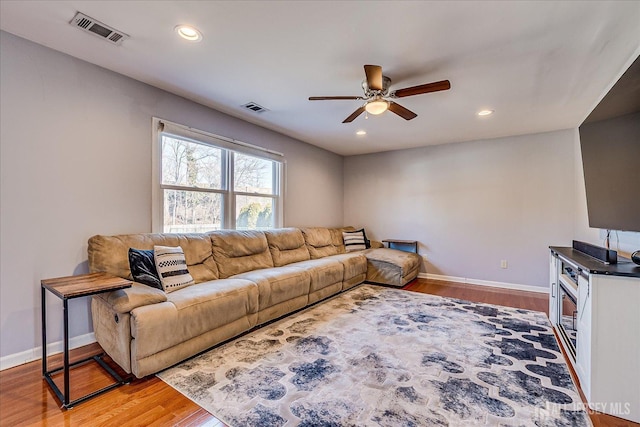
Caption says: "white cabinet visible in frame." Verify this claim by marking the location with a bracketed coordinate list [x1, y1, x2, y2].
[550, 247, 640, 423]
[584, 274, 640, 422]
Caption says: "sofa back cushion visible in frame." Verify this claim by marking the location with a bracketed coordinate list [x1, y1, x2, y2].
[330, 226, 356, 254]
[88, 233, 218, 283]
[301, 227, 339, 259]
[209, 230, 274, 278]
[264, 228, 311, 267]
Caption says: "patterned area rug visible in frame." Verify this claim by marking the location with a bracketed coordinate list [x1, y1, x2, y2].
[158, 285, 589, 426]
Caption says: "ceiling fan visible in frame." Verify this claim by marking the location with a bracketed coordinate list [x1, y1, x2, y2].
[309, 65, 451, 123]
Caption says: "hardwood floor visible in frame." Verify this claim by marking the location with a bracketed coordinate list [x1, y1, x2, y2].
[404, 278, 550, 314]
[0, 278, 636, 426]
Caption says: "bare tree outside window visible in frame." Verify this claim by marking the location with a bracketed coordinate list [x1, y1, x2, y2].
[162, 136, 223, 232]
[234, 153, 273, 194]
[234, 152, 275, 230]
[159, 134, 280, 232]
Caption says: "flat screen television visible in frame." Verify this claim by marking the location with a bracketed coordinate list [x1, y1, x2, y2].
[579, 56, 640, 232]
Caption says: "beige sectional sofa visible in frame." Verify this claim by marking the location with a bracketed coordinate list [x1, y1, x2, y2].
[88, 227, 420, 378]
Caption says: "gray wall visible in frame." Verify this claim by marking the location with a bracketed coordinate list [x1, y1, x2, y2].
[344, 128, 640, 289]
[345, 130, 578, 289]
[0, 32, 344, 358]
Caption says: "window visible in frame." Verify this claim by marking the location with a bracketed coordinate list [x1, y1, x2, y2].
[153, 119, 283, 233]
[234, 153, 276, 230]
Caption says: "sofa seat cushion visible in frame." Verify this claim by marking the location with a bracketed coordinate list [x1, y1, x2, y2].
[264, 228, 311, 267]
[287, 258, 343, 293]
[363, 248, 421, 287]
[210, 230, 274, 278]
[232, 267, 311, 311]
[325, 253, 367, 281]
[130, 279, 258, 359]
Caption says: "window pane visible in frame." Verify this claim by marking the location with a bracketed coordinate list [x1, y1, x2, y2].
[162, 135, 223, 189]
[235, 195, 274, 230]
[234, 152, 274, 194]
[164, 189, 222, 233]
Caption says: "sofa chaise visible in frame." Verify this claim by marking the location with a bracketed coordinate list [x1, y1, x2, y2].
[88, 226, 420, 378]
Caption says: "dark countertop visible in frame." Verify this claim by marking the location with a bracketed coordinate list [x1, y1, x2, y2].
[550, 246, 640, 278]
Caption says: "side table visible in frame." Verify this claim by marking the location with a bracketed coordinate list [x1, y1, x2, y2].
[41, 272, 132, 409]
[382, 239, 418, 253]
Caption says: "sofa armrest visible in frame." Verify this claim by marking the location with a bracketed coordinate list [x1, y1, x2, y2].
[369, 240, 384, 249]
[94, 282, 167, 314]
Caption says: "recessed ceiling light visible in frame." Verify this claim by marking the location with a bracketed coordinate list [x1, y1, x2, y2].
[175, 25, 202, 42]
[356, 130, 367, 136]
[477, 109, 494, 116]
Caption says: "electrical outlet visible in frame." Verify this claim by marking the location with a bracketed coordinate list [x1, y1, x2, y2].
[501, 260, 508, 269]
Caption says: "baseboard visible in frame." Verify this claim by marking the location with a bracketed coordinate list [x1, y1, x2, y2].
[0, 332, 96, 371]
[417, 273, 549, 294]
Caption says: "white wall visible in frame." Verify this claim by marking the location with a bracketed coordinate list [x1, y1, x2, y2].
[345, 130, 579, 289]
[0, 32, 344, 360]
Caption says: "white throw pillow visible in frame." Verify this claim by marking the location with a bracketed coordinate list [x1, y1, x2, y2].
[153, 245, 195, 293]
[343, 229, 368, 252]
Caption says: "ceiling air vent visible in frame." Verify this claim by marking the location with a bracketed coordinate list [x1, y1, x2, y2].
[242, 102, 269, 113]
[69, 12, 129, 45]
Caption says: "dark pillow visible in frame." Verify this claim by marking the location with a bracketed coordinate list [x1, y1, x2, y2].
[362, 228, 371, 249]
[128, 248, 163, 290]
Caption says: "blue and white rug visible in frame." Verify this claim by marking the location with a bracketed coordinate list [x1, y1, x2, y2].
[158, 285, 589, 426]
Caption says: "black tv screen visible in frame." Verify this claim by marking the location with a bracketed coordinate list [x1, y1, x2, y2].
[579, 112, 640, 232]
[579, 55, 640, 232]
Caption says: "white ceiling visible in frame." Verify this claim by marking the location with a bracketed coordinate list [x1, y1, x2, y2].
[1, 1, 639, 156]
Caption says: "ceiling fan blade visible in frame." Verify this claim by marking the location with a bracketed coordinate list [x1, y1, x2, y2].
[309, 96, 362, 100]
[343, 106, 366, 123]
[393, 80, 451, 98]
[388, 102, 417, 120]
[364, 65, 383, 91]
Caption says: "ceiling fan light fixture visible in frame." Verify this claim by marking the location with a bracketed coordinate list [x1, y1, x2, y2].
[365, 99, 389, 115]
[175, 25, 202, 42]
[477, 109, 494, 116]
[356, 130, 367, 136]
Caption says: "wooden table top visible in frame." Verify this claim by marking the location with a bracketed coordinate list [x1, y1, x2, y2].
[41, 272, 132, 299]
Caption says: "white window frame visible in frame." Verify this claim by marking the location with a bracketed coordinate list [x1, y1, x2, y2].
[151, 118, 285, 233]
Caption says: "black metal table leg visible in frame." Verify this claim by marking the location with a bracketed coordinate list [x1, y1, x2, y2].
[63, 298, 70, 407]
[41, 286, 46, 377]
